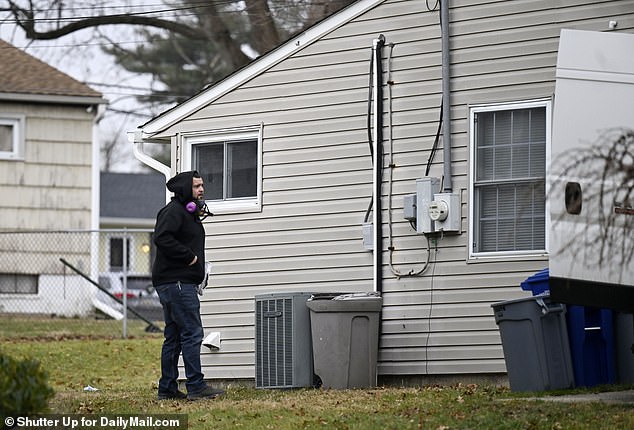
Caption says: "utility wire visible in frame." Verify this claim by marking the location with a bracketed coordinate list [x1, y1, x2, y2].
[1, 5, 207, 24]
[1, 0, 329, 24]
[385, 42, 431, 278]
[0, 39, 148, 49]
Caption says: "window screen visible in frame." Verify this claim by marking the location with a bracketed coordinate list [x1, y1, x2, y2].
[473, 106, 546, 253]
[0, 124, 12, 153]
[193, 139, 258, 201]
[0, 273, 37, 294]
[0, 116, 22, 159]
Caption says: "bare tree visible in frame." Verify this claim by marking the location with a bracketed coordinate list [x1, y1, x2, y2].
[1, 1, 355, 81]
[100, 132, 119, 172]
[1, 0, 356, 171]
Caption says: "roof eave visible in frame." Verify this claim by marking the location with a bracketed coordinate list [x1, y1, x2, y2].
[0, 91, 107, 106]
[99, 217, 154, 228]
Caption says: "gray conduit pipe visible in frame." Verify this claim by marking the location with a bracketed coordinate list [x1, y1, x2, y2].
[441, 0, 452, 192]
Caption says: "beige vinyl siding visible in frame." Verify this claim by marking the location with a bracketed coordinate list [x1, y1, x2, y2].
[0, 102, 93, 231]
[0, 102, 94, 275]
[156, 0, 634, 381]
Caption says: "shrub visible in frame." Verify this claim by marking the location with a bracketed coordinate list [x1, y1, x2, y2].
[0, 351, 54, 420]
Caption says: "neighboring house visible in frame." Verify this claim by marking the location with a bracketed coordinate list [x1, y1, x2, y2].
[130, 0, 634, 384]
[99, 171, 165, 276]
[0, 38, 105, 315]
[97, 171, 165, 320]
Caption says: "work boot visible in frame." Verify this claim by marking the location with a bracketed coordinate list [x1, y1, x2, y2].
[187, 385, 225, 401]
[157, 390, 187, 400]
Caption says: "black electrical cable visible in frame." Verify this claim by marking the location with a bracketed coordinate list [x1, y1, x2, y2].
[425, 100, 443, 176]
[426, 0, 441, 11]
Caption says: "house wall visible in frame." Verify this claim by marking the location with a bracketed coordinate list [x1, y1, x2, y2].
[0, 275, 92, 317]
[155, 0, 634, 381]
[0, 101, 94, 274]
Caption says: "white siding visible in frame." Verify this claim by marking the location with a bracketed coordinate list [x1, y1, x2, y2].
[0, 102, 94, 231]
[155, 0, 634, 380]
[0, 102, 95, 276]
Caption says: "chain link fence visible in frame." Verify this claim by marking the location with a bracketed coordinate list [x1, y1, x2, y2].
[0, 230, 163, 338]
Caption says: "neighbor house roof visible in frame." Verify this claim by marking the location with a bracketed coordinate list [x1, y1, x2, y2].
[0, 38, 105, 104]
[100, 172, 166, 226]
[135, 0, 382, 138]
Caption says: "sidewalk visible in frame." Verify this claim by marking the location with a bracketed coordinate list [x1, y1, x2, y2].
[530, 390, 634, 404]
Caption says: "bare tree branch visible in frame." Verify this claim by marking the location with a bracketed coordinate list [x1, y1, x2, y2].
[5, 2, 209, 40]
[245, 0, 280, 54]
[193, 1, 251, 69]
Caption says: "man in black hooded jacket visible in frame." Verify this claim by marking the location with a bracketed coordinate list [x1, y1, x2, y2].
[153, 170, 224, 401]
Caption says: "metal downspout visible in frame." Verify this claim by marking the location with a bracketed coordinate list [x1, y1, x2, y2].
[91, 105, 104, 287]
[441, 0, 452, 192]
[129, 130, 172, 202]
[373, 35, 385, 294]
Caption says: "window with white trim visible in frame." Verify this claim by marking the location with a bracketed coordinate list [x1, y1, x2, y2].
[469, 100, 550, 258]
[0, 115, 25, 160]
[183, 127, 262, 213]
[0, 273, 37, 294]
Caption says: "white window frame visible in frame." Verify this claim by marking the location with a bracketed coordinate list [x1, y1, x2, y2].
[0, 115, 25, 160]
[468, 99, 551, 260]
[181, 125, 263, 214]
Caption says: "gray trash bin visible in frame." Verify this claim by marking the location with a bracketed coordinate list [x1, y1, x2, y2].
[306, 292, 382, 389]
[492, 294, 575, 392]
[614, 311, 634, 385]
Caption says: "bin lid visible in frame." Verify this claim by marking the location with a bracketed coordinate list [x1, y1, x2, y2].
[491, 293, 551, 309]
[306, 292, 382, 312]
[308, 292, 353, 300]
[520, 268, 550, 295]
[521, 268, 549, 286]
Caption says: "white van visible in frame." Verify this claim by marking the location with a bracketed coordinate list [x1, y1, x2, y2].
[549, 29, 634, 310]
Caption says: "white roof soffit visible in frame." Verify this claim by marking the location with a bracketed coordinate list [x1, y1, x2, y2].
[0, 92, 107, 106]
[140, 0, 383, 136]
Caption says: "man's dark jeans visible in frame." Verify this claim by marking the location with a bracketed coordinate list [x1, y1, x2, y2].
[155, 282, 206, 396]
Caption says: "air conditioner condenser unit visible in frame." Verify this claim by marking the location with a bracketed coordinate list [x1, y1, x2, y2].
[254, 292, 315, 388]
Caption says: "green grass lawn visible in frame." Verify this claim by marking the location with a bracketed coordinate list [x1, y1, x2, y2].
[3, 318, 634, 429]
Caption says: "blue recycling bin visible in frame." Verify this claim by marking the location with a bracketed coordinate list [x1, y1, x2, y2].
[520, 268, 550, 295]
[521, 269, 616, 387]
[567, 305, 615, 387]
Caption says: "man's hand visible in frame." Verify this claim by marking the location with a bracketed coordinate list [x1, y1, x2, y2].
[189, 255, 198, 266]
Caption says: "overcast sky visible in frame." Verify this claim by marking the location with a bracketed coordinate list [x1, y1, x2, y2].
[0, 1, 175, 172]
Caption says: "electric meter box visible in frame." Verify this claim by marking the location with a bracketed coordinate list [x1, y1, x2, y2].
[403, 194, 417, 221]
[415, 177, 440, 234]
[432, 192, 461, 232]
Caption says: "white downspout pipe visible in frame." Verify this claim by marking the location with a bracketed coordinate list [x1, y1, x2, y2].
[91, 105, 105, 291]
[129, 129, 171, 202]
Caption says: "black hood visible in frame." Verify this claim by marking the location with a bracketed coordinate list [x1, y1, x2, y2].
[166, 170, 197, 203]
